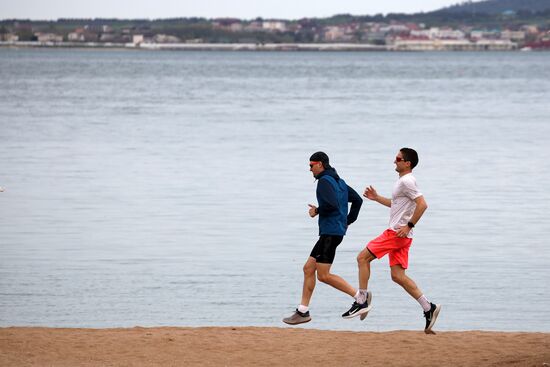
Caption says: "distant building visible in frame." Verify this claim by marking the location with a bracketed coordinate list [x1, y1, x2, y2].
[185, 38, 204, 44]
[262, 21, 287, 32]
[475, 39, 517, 50]
[229, 23, 244, 32]
[392, 38, 517, 51]
[84, 24, 112, 34]
[470, 30, 500, 40]
[436, 28, 466, 40]
[68, 32, 85, 42]
[380, 24, 410, 34]
[500, 30, 526, 41]
[66, 28, 98, 42]
[212, 18, 241, 29]
[35, 33, 63, 42]
[364, 30, 386, 44]
[133, 34, 144, 44]
[393, 39, 439, 51]
[99, 33, 117, 42]
[324, 26, 346, 42]
[410, 29, 432, 39]
[521, 25, 539, 34]
[83, 32, 100, 42]
[244, 21, 263, 32]
[153, 34, 181, 43]
[1, 33, 19, 42]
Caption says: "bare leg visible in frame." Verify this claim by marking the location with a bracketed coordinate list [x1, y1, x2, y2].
[315, 263, 356, 297]
[390, 265, 423, 299]
[300, 257, 317, 306]
[357, 247, 376, 290]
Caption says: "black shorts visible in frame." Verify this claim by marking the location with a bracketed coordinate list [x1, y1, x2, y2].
[310, 235, 344, 264]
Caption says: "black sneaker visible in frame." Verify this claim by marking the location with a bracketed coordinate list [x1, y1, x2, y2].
[342, 298, 372, 319]
[424, 303, 441, 332]
[359, 291, 373, 321]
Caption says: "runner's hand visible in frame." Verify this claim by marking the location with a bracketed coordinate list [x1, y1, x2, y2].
[364, 186, 378, 201]
[308, 204, 318, 218]
[396, 226, 411, 238]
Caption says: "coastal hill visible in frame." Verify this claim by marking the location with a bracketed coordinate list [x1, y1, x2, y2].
[1, 0, 549, 48]
[436, 0, 550, 14]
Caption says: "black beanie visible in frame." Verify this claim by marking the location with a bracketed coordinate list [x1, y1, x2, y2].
[309, 151, 330, 168]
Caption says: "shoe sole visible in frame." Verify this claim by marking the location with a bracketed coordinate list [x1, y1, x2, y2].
[342, 297, 373, 319]
[359, 291, 373, 321]
[283, 317, 311, 325]
[425, 304, 441, 331]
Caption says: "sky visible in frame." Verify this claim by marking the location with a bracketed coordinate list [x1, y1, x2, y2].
[2, 0, 465, 20]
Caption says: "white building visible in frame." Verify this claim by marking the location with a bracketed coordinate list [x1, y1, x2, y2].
[229, 23, 244, 32]
[68, 32, 85, 42]
[36, 33, 63, 42]
[380, 24, 410, 34]
[414, 27, 465, 40]
[1, 33, 19, 42]
[262, 21, 287, 32]
[500, 30, 526, 41]
[521, 25, 539, 34]
[410, 29, 431, 39]
[153, 34, 181, 43]
[392, 38, 516, 51]
[324, 26, 346, 41]
[133, 34, 144, 44]
[437, 28, 466, 39]
[476, 39, 517, 50]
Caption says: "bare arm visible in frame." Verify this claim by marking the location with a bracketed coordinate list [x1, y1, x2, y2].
[395, 195, 428, 238]
[363, 185, 391, 208]
[409, 195, 428, 225]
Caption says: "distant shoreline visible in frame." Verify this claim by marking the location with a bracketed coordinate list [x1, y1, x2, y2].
[0, 41, 386, 51]
[0, 41, 538, 52]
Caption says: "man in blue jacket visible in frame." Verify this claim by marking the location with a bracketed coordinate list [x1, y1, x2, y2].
[283, 152, 366, 325]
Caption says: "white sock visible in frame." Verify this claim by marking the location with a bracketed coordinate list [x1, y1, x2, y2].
[298, 305, 309, 313]
[354, 289, 367, 304]
[417, 295, 431, 312]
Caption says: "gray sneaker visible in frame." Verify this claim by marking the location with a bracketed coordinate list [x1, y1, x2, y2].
[360, 291, 373, 321]
[283, 309, 311, 325]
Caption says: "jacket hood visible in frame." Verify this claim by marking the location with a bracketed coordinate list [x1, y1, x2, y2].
[315, 167, 340, 181]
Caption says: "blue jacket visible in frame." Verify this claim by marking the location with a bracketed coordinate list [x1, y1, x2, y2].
[315, 167, 362, 236]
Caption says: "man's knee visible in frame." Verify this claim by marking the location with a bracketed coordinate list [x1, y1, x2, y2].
[391, 273, 402, 284]
[303, 263, 315, 276]
[391, 269, 406, 285]
[357, 249, 375, 264]
[316, 271, 330, 283]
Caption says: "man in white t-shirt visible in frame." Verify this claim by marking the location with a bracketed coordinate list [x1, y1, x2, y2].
[342, 148, 441, 333]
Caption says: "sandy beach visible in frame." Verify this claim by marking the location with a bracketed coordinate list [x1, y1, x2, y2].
[1, 327, 549, 366]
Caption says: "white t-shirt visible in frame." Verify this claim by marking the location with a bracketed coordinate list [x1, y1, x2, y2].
[389, 173, 422, 238]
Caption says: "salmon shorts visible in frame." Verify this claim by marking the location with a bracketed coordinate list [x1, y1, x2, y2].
[366, 229, 413, 269]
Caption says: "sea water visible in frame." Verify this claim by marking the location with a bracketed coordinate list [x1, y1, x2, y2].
[0, 49, 549, 331]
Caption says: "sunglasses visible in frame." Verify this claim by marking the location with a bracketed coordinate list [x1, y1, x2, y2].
[309, 161, 322, 168]
[395, 156, 407, 162]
